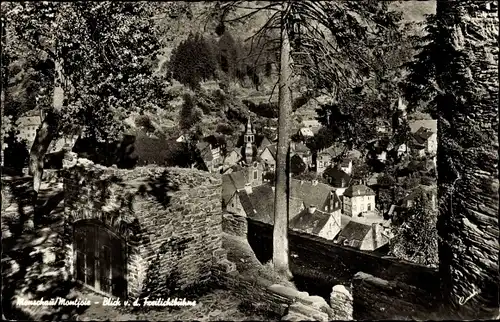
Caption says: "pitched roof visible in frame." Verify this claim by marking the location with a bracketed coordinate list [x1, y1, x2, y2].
[291, 154, 306, 169]
[336, 221, 372, 249]
[318, 145, 341, 157]
[341, 159, 352, 167]
[263, 144, 277, 159]
[289, 197, 305, 220]
[293, 142, 311, 154]
[409, 119, 437, 133]
[299, 128, 315, 137]
[290, 179, 335, 210]
[323, 167, 351, 187]
[237, 190, 256, 217]
[290, 208, 332, 235]
[413, 127, 435, 144]
[344, 184, 376, 197]
[202, 135, 225, 148]
[221, 171, 247, 206]
[245, 185, 275, 224]
[196, 142, 213, 161]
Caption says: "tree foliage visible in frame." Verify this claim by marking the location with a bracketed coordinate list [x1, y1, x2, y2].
[168, 32, 218, 89]
[2, 2, 174, 195]
[390, 191, 438, 267]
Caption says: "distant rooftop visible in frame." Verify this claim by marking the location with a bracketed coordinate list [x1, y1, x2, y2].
[409, 119, 437, 134]
[344, 184, 376, 197]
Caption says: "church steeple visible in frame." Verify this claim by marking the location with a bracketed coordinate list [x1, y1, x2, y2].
[244, 117, 255, 144]
[244, 117, 255, 164]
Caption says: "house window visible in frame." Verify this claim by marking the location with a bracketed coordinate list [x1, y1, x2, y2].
[367, 204, 371, 211]
[253, 171, 257, 180]
[73, 220, 127, 298]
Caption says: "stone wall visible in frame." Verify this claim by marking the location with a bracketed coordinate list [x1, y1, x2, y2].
[212, 259, 336, 321]
[352, 272, 437, 320]
[246, 218, 439, 299]
[436, 1, 499, 319]
[222, 213, 248, 237]
[63, 158, 223, 298]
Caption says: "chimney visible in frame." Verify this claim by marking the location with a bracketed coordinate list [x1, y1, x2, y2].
[308, 205, 317, 214]
[244, 183, 253, 194]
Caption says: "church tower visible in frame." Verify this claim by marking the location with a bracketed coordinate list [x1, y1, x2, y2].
[244, 118, 255, 163]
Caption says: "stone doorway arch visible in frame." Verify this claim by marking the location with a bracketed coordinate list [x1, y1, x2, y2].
[73, 219, 127, 299]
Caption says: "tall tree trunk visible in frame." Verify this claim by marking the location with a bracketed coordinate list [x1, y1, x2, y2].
[436, 1, 498, 319]
[29, 59, 63, 194]
[273, 11, 292, 278]
[1, 19, 8, 168]
[1, 74, 5, 169]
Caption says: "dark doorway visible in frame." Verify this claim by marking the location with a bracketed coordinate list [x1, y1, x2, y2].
[73, 220, 127, 298]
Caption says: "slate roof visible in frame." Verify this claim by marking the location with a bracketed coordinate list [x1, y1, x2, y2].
[202, 135, 226, 148]
[293, 142, 311, 154]
[242, 185, 275, 224]
[290, 179, 335, 210]
[290, 208, 332, 235]
[221, 171, 247, 206]
[344, 184, 376, 198]
[409, 119, 437, 133]
[341, 159, 352, 167]
[318, 145, 341, 157]
[263, 144, 277, 159]
[237, 190, 256, 217]
[323, 167, 351, 187]
[413, 127, 435, 145]
[291, 154, 307, 170]
[289, 197, 305, 220]
[196, 142, 213, 162]
[336, 221, 372, 249]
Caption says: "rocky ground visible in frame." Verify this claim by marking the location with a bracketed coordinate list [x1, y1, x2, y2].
[77, 289, 275, 321]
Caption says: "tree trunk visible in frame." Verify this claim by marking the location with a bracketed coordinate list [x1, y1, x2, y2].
[1, 19, 8, 168]
[436, 1, 499, 319]
[29, 59, 63, 194]
[273, 11, 292, 278]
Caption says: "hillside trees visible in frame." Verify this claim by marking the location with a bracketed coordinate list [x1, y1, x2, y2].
[315, 18, 417, 158]
[2, 2, 173, 199]
[167, 33, 218, 89]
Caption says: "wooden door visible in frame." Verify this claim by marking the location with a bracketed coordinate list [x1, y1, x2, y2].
[73, 220, 127, 298]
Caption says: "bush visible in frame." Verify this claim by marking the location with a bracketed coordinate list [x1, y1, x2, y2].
[216, 123, 234, 136]
[134, 114, 156, 133]
[168, 33, 218, 89]
[3, 133, 29, 174]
